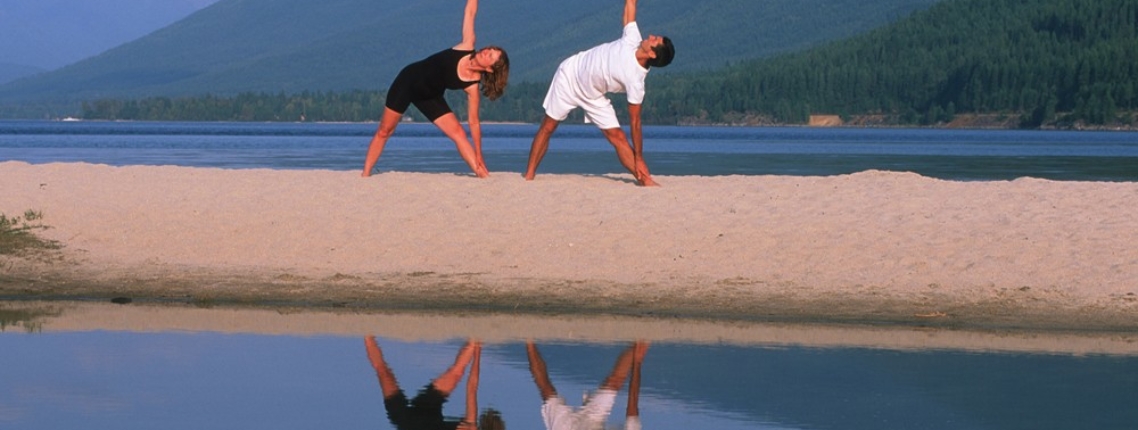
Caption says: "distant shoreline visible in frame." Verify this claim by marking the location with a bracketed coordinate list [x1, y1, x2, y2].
[680, 113, 1138, 132]
[16, 114, 1134, 132]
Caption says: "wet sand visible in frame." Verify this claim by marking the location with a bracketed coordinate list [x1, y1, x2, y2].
[6, 300, 1137, 356]
[2, 161, 1137, 332]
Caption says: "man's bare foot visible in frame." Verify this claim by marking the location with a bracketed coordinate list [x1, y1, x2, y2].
[633, 340, 650, 361]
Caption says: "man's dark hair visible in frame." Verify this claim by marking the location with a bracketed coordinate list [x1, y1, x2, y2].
[646, 36, 674, 68]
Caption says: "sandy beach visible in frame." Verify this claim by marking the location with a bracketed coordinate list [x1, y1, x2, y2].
[2, 161, 1136, 331]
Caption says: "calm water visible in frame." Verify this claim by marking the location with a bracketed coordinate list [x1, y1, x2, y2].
[2, 120, 1137, 180]
[2, 306, 1136, 430]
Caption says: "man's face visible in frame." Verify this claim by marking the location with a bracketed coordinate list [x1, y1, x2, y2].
[640, 34, 665, 53]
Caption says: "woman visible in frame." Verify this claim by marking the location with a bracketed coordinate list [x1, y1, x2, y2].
[361, 0, 509, 178]
[365, 336, 506, 430]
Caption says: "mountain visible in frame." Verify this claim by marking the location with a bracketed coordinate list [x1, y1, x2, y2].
[0, 63, 44, 85]
[0, 0, 941, 106]
[0, 0, 220, 70]
[648, 0, 1138, 127]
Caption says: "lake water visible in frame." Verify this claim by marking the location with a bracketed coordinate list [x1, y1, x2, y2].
[2, 120, 1137, 181]
[3, 122, 1138, 429]
[2, 302, 1136, 430]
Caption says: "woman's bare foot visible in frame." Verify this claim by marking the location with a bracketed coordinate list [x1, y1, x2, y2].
[639, 175, 660, 187]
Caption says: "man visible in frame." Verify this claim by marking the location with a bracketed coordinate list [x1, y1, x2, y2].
[623, 341, 648, 430]
[527, 340, 647, 430]
[524, 0, 675, 186]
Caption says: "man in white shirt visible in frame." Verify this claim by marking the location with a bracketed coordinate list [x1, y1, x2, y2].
[524, 0, 675, 186]
[527, 341, 649, 430]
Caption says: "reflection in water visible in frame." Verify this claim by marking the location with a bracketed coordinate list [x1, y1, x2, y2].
[366, 337, 504, 430]
[0, 306, 58, 332]
[527, 341, 648, 430]
[2, 302, 1137, 430]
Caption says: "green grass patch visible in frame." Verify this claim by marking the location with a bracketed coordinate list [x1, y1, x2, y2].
[0, 210, 60, 256]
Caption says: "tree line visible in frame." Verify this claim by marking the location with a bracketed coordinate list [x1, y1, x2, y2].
[83, 0, 1138, 128]
[647, 0, 1138, 127]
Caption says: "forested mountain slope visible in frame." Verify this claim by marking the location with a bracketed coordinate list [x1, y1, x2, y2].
[0, 63, 44, 86]
[0, 0, 939, 106]
[649, 0, 1138, 126]
[72, 0, 1138, 128]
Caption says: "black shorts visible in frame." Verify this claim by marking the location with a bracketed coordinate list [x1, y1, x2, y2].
[383, 384, 459, 430]
[385, 66, 453, 122]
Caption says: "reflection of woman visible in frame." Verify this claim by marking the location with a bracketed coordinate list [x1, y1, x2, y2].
[361, 0, 510, 178]
[526, 340, 647, 430]
[365, 336, 505, 430]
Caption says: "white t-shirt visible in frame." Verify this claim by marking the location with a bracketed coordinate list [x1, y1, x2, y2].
[570, 22, 649, 104]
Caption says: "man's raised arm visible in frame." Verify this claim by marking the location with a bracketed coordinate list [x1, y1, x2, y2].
[623, 0, 637, 26]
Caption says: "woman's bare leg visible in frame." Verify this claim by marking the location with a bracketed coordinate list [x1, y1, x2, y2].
[463, 342, 482, 426]
[364, 336, 403, 399]
[431, 340, 479, 396]
[362, 108, 404, 177]
[434, 113, 489, 178]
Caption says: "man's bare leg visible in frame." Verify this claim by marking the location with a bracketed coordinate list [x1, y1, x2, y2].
[600, 128, 659, 186]
[526, 341, 559, 400]
[600, 343, 637, 391]
[627, 341, 648, 418]
[525, 115, 561, 180]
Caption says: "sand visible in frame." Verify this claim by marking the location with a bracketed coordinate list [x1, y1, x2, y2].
[7, 300, 1137, 356]
[2, 161, 1137, 332]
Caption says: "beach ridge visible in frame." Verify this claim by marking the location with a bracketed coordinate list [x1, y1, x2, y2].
[3, 161, 1136, 331]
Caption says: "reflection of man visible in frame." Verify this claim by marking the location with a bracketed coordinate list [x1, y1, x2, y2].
[526, 340, 648, 430]
[365, 336, 505, 430]
[624, 341, 648, 430]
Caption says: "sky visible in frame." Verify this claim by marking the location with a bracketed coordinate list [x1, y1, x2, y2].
[0, 0, 222, 70]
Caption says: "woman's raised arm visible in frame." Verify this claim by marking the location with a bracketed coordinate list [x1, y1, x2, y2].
[456, 0, 478, 50]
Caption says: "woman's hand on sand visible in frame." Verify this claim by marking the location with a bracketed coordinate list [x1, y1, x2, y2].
[638, 174, 659, 187]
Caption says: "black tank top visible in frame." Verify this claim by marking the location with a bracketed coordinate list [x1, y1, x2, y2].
[406, 49, 478, 97]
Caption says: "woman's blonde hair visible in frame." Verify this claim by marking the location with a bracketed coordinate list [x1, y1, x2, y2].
[478, 46, 509, 101]
[479, 408, 505, 430]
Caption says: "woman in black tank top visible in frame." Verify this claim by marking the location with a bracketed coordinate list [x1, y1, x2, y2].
[388, 49, 479, 112]
[362, 0, 510, 179]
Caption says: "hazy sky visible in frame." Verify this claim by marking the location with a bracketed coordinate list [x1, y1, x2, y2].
[0, 0, 222, 70]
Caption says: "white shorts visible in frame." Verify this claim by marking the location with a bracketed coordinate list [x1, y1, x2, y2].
[625, 416, 642, 430]
[541, 389, 618, 430]
[543, 58, 621, 130]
